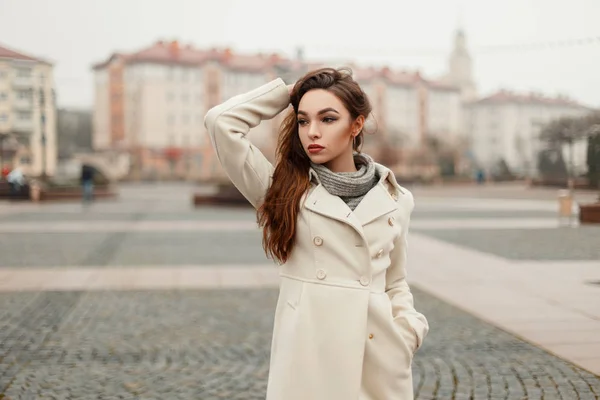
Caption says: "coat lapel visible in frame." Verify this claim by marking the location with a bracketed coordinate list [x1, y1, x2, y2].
[304, 184, 365, 238]
[352, 183, 398, 226]
[304, 163, 404, 237]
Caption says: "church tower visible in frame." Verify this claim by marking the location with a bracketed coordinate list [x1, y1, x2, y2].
[447, 28, 477, 101]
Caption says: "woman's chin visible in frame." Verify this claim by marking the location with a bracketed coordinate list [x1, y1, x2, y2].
[306, 152, 330, 164]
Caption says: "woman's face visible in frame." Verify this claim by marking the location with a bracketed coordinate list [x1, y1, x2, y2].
[297, 89, 363, 170]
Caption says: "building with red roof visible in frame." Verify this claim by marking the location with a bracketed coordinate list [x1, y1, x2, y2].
[0, 42, 57, 177]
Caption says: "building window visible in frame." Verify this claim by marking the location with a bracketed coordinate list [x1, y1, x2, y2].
[0, 92, 6, 101]
[17, 90, 31, 100]
[167, 114, 175, 125]
[17, 111, 32, 121]
[0, 113, 7, 122]
[167, 92, 174, 102]
[181, 93, 189, 103]
[182, 114, 190, 125]
[16, 68, 32, 78]
[40, 72, 45, 86]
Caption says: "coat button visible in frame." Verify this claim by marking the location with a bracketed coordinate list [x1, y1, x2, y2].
[368, 333, 374, 339]
[313, 236, 323, 246]
[388, 217, 394, 226]
[376, 249, 384, 258]
[359, 276, 370, 286]
[316, 269, 327, 280]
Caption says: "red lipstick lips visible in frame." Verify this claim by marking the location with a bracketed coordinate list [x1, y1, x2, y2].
[308, 144, 324, 154]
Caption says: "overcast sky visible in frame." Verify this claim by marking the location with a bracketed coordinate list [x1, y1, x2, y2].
[1, 0, 599, 109]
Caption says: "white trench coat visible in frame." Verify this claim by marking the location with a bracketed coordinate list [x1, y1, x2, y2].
[204, 78, 429, 400]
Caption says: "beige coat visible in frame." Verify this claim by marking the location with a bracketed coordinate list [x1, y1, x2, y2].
[205, 78, 429, 400]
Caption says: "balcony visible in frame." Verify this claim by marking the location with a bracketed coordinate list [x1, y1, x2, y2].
[12, 76, 33, 88]
[13, 119, 34, 133]
[13, 98, 33, 110]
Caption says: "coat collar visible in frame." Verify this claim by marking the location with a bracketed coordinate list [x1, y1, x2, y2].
[305, 163, 407, 238]
[308, 162, 405, 196]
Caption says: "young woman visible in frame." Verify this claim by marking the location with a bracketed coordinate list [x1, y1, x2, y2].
[205, 68, 428, 400]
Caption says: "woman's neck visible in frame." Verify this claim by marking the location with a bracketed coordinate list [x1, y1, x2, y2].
[324, 150, 357, 173]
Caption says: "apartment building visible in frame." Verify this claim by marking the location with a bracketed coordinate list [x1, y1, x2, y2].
[92, 41, 307, 180]
[466, 91, 591, 177]
[0, 43, 57, 177]
[348, 66, 463, 178]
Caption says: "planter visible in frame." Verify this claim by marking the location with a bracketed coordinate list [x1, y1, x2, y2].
[579, 202, 600, 224]
[193, 184, 250, 207]
[531, 177, 591, 189]
[0, 181, 30, 200]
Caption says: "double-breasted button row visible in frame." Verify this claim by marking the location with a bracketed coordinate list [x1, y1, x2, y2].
[359, 276, 370, 286]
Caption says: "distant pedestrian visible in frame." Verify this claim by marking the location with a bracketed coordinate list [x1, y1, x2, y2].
[205, 68, 428, 400]
[476, 169, 485, 184]
[7, 166, 25, 197]
[80, 164, 95, 203]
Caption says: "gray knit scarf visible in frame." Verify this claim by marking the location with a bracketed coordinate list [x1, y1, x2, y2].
[310, 153, 379, 210]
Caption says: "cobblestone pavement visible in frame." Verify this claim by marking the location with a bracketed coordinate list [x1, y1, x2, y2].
[0, 231, 270, 267]
[2, 219, 598, 268]
[1, 287, 599, 399]
[412, 226, 600, 261]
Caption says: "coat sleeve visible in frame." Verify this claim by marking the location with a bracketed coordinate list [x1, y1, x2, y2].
[204, 78, 291, 208]
[386, 190, 429, 352]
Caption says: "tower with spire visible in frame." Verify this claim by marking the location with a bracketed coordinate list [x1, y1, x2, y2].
[446, 27, 477, 101]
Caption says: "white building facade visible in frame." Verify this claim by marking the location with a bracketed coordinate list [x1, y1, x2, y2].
[0, 44, 57, 177]
[92, 41, 293, 180]
[466, 92, 590, 177]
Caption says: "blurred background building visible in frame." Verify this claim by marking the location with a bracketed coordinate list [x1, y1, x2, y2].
[91, 41, 309, 181]
[85, 28, 595, 183]
[0, 43, 57, 177]
[465, 90, 590, 180]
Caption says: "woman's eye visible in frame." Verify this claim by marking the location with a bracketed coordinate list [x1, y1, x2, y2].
[323, 117, 337, 123]
[298, 120, 308, 126]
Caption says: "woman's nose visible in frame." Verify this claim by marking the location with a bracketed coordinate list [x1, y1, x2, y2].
[308, 125, 321, 139]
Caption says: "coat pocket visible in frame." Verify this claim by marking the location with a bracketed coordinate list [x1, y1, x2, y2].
[393, 316, 418, 360]
[282, 277, 305, 311]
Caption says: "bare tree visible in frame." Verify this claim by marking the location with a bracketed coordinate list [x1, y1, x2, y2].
[541, 111, 600, 192]
[540, 116, 586, 189]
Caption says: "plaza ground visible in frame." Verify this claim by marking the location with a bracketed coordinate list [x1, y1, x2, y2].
[0, 182, 599, 399]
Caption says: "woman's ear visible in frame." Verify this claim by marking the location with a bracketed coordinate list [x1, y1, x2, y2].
[352, 115, 365, 137]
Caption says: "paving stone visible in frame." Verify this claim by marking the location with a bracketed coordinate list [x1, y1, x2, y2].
[0, 288, 597, 398]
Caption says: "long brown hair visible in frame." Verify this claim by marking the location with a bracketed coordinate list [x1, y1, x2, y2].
[257, 67, 372, 263]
